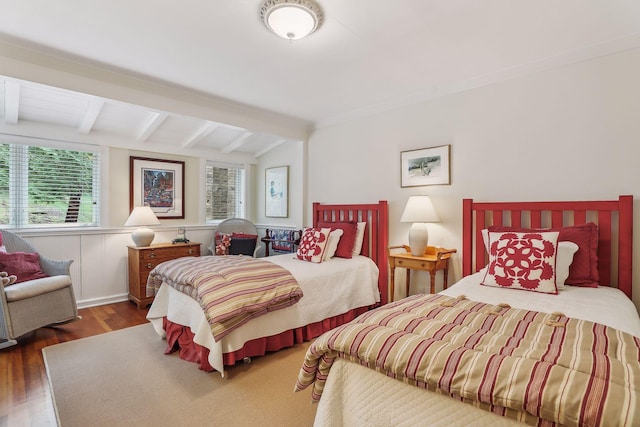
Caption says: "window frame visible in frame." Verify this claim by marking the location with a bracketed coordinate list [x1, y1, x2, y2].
[205, 161, 247, 224]
[0, 134, 103, 230]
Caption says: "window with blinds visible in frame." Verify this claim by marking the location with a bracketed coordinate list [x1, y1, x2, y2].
[205, 162, 245, 222]
[0, 141, 100, 228]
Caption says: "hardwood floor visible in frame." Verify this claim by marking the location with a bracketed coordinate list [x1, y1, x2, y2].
[0, 301, 149, 427]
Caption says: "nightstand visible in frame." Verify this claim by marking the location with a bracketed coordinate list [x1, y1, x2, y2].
[387, 245, 457, 301]
[127, 242, 201, 309]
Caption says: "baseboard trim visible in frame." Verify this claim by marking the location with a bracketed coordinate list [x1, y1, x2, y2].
[76, 294, 129, 309]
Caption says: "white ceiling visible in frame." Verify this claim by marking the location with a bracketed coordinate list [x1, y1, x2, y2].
[1, 1, 640, 156]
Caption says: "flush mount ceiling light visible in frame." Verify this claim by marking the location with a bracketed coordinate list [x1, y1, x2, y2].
[260, 0, 324, 41]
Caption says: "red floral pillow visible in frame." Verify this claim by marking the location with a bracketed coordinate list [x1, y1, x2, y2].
[215, 232, 231, 255]
[488, 223, 599, 287]
[296, 228, 331, 263]
[481, 231, 560, 294]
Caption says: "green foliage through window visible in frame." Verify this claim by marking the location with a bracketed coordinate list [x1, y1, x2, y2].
[205, 163, 245, 222]
[0, 141, 100, 227]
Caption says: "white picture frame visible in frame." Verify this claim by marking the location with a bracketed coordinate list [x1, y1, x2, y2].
[265, 166, 289, 218]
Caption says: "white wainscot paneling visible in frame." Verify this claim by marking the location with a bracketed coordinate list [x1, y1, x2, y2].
[28, 234, 83, 303]
[79, 233, 131, 307]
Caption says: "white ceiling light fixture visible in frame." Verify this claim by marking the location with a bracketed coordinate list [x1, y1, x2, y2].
[260, 0, 324, 41]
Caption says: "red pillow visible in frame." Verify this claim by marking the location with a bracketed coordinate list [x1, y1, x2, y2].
[316, 221, 357, 259]
[488, 223, 599, 287]
[231, 232, 258, 239]
[0, 252, 48, 283]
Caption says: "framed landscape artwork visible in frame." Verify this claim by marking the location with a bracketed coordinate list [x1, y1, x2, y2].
[400, 145, 451, 187]
[265, 166, 288, 218]
[130, 156, 185, 219]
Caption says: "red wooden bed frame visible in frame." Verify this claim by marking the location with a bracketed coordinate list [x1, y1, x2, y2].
[462, 195, 633, 298]
[313, 200, 389, 305]
[163, 201, 389, 370]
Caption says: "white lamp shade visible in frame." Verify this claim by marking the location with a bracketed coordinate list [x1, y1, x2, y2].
[125, 206, 160, 247]
[125, 206, 161, 227]
[400, 195, 440, 223]
[401, 196, 439, 256]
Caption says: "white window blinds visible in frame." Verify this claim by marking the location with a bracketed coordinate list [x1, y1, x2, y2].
[205, 162, 245, 222]
[0, 140, 101, 228]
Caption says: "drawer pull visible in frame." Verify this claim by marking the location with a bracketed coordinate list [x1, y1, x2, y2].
[188, 248, 194, 254]
[149, 252, 156, 258]
[146, 263, 154, 269]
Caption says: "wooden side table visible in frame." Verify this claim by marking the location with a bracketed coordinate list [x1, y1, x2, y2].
[127, 242, 201, 309]
[387, 245, 457, 301]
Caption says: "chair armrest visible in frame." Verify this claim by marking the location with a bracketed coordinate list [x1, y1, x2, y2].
[39, 256, 73, 277]
[252, 241, 263, 258]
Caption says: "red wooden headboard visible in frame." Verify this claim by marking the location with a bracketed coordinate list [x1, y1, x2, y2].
[462, 195, 633, 298]
[313, 201, 389, 304]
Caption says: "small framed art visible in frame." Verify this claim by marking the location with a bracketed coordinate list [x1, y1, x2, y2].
[400, 145, 451, 187]
[130, 156, 185, 219]
[265, 166, 289, 218]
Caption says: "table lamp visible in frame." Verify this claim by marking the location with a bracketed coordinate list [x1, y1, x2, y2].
[125, 206, 161, 247]
[400, 195, 440, 256]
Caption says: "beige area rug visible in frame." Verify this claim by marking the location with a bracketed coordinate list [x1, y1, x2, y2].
[43, 323, 317, 427]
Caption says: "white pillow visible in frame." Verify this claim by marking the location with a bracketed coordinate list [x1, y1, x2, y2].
[555, 241, 579, 289]
[351, 222, 367, 256]
[481, 228, 579, 289]
[322, 229, 344, 261]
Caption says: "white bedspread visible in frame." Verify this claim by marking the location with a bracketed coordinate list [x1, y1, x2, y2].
[441, 271, 640, 337]
[147, 254, 380, 376]
[314, 272, 640, 427]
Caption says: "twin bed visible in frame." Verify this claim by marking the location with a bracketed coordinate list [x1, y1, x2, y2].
[296, 195, 640, 427]
[146, 196, 639, 426]
[146, 201, 389, 375]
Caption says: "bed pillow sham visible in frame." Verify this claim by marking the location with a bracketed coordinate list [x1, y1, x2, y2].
[482, 231, 560, 294]
[322, 229, 344, 261]
[351, 222, 367, 256]
[488, 223, 599, 287]
[297, 227, 331, 263]
[481, 229, 579, 289]
[316, 221, 357, 259]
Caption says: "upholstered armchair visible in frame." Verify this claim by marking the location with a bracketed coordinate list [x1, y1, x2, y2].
[0, 230, 79, 349]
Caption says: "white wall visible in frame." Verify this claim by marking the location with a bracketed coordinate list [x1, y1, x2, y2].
[308, 48, 640, 310]
[255, 140, 305, 229]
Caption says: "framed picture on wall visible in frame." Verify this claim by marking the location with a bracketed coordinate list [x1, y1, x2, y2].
[400, 145, 451, 187]
[130, 156, 185, 219]
[265, 166, 288, 218]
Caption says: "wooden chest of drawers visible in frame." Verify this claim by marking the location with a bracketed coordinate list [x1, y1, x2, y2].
[127, 242, 201, 309]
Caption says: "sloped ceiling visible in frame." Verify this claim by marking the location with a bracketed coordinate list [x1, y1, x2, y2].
[1, 1, 640, 157]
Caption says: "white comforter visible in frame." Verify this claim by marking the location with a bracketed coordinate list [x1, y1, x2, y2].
[147, 254, 380, 376]
[314, 272, 640, 427]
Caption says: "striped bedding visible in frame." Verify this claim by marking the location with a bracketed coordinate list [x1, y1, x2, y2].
[295, 293, 640, 427]
[147, 255, 303, 341]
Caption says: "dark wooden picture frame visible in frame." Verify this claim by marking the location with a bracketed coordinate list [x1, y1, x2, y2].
[130, 156, 185, 219]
